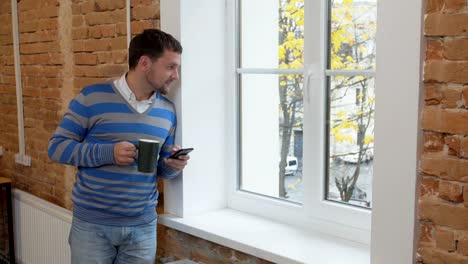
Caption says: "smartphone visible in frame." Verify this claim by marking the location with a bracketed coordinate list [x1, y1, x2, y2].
[168, 148, 194, 159]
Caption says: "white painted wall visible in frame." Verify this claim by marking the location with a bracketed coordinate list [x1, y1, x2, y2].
[370, 0, 424, 263]
[161, 0, 227, 217]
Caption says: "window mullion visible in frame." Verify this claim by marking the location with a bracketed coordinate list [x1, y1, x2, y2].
[236, 68, 304, 75]
[325, 69, 375, 77]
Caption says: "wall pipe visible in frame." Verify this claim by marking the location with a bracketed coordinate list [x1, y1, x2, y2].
[126, 0, 131, 49]
[11, 0, 31, 166]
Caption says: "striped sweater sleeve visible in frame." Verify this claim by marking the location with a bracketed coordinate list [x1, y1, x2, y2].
[48, 92, 115, 167]
[157, 113, 180, 179]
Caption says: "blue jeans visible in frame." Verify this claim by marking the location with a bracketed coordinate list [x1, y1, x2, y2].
[69, 217, 157, 264]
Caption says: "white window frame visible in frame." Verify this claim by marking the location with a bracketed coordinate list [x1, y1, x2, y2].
[228, 0, 372, 244]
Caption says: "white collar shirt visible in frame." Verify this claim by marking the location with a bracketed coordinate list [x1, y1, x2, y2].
[113, 73, 155, 114]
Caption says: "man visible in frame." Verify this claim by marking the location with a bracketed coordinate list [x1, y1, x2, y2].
[48, 29, 189, 264]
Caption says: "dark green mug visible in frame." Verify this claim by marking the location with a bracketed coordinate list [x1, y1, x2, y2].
[137, 139, 160, 173]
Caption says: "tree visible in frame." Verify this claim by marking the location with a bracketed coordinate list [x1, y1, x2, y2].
[329, 0, 376, 204]
[278, 0, 304, 198]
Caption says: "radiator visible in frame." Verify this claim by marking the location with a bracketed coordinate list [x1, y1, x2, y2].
[12, 189, 72, 264]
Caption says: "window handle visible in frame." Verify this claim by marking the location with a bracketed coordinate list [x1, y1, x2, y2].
[304, 64, 318, 104]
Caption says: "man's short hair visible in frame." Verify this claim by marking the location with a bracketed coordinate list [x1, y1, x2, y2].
[128, 29, 182, 69]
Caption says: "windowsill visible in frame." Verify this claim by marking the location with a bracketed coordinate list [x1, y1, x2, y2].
[159, 209, 370, 264]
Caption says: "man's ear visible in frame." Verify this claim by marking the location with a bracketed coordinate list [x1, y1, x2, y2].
[138, 55, 152, 71]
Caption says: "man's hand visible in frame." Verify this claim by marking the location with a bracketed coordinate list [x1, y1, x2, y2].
[114, 141, 137, 165]
[165, 145, 190, 172]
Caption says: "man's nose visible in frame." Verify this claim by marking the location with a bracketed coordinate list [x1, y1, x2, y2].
[173, 69, 179, 80]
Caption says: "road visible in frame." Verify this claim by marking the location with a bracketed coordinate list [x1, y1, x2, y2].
[284, 160, 373, 208]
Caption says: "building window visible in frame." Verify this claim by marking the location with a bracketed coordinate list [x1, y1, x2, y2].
[235, 0, 376, 212]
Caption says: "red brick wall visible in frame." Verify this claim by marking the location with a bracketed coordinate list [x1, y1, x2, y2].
[0, 0, 161, 208]
[0, 0, 17, 193]
[157, 226, 274, 264]
[418, 0, 468, 263]
[0, 1, 14, 258]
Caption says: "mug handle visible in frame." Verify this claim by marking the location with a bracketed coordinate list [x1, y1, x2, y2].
[134, 144, 139, 159]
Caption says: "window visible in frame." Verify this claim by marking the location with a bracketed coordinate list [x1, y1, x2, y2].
[326, 0, 376, 209]
[231, 0, 376, 242]
[238, 0, 305, 203]
[161, 0, 422, 261]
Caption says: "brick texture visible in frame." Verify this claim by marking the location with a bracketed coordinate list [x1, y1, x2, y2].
[426, 39, 444, 60]
[0, 1, 16, 257]
[420, 153, 468, 183]
[462, 137, 468, 158]
[421, 106, 468, 135]
[418, 1, 468, 263]
[424, 131, 446, 152]
[424, 61, 468, 84]
[445, 135, 461, 156]
[463, 87, 468, 108]
[0, 0, 150, 208]
[435, 227, 456, 252]
[157, 225, 274, 264]
[438, 180, 464, 202]
[425, 13, 468, 36]
[445, 38, 468, 61]
[0, 0, 18, 181]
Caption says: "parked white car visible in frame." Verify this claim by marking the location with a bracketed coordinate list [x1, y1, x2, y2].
[285, 156, 298, 176]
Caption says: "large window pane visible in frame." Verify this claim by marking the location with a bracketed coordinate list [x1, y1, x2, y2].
[329, 0, 377, 70]
[326, 76, 375, 208]
[240, 74, 304, 204]
[240, 0, 304, 69]
[237, 0, 376, 209]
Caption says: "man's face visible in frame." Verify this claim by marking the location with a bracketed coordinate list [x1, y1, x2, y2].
[144, 50, 181, 95]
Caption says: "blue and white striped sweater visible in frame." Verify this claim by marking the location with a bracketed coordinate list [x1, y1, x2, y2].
[48, 82, 179, 226]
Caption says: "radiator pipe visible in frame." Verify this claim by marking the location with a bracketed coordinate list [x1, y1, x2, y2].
[11, 0, 31, 166]
[127, 0, 131, 48]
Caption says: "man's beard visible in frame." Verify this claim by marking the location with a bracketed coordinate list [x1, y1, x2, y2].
[154, 84, 169, 95]
[146, 73, 169, 95]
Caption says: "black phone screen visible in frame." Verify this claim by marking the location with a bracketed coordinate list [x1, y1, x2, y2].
[168, 148, 194, 159]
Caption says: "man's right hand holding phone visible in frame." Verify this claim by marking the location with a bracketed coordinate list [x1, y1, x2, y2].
[164, 146, 192, 172]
